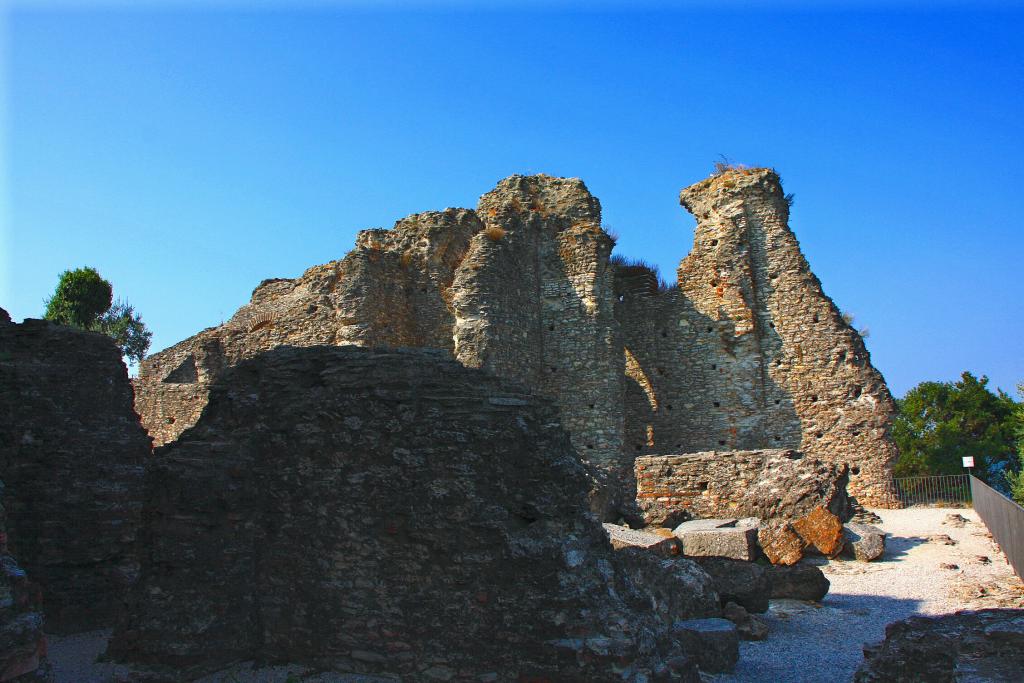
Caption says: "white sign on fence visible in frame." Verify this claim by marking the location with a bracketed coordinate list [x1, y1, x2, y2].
[963, 456, 975, 468]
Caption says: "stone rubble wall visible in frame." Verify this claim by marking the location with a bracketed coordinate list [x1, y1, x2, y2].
[634, 449, 850, 526]
[619, 169, 897, 506]
[0, 315, 149, 633]
[110, 346, 718, 681]
[135, 169, 898, 508]
[0, 480, 53, 682]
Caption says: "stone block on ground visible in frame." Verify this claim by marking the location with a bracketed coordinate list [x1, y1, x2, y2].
[671, 618, 739, 673]
[792, 506, 845, 557]
[635, 449, 853, 528]
[722, 601, 769, 641]
[757, 520, 806, 566]
[603, 523, 680, 557]
[843, 522, 886, 562]
[855, 609, 1024, 682]
[767, 563, 830, 602]
[692, 557, 770, 613]
[673, 519, 759, 561]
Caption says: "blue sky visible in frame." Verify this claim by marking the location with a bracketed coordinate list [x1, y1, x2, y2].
[3, 2, 1023, 396]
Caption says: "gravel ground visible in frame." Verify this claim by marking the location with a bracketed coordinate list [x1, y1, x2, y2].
[714, 506, 1024, 683]
[47, 507, 1024, 682]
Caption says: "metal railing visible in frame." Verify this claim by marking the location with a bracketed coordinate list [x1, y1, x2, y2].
[970, 476, 1024, 579]
[878, 474, 972, 508]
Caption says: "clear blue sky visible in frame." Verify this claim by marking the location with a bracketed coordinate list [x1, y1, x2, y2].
[3, 2, 1023, 396]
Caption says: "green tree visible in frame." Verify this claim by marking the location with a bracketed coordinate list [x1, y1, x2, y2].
[43, 267, 152, 363]
[893, 372, 1018, 488]
[43, 266, 112, 328]
[1004, 385, 1024, 505]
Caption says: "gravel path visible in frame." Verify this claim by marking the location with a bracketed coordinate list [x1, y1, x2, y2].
[47, 507, 1024, 682]
[715, 506, 1024, 683]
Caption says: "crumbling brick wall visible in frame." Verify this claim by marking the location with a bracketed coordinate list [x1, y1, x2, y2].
[111, 346, 718, 681]
[617, 169, 897, 506]
[134, 169, 898, 508]
[0, 315, 149, 633]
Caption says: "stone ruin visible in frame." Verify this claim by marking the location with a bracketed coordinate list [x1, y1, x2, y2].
[0, 167, 903, 680]
[0, 313, 148, 634]
[134, 167, 898, 509]
[109, 346, 720, 680]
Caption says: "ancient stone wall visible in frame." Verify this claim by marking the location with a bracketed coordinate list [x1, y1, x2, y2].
[634, 449, 849, 526]
[0, 479, 52, 682]
[617, 169, 897, 505]
[136, 177, 626, 477]
[0, 316, 149, 633]
[111, 346, 718, 680]
[135, 169, 897, 508]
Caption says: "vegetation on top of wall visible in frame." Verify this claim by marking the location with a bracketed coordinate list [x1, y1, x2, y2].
[43, 266, 152, 363]
[609, 254, 676, 295]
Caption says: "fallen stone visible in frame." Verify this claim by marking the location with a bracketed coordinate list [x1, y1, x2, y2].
[942, 513, 970, 528]
[975, 555, 992, 564]
[722, 601, 769, 641]
[792, 506, 845, 557]
[603, 523, 680, 557]
[843, 522, 886, 562]
[855, 609, 1024, 682]
[939, 563, 959, 571]
[767, 564, 830, 602]
[635, 449, 853, 528]
[673, 519, 759, 561]
[671, 618, 739, 673]
[692, 557, 770, 613]
[758, 520, 806, 566]
[927, 534, 956, 545]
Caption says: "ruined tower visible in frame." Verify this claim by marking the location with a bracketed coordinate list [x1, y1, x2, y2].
[616, 167, 897, 505]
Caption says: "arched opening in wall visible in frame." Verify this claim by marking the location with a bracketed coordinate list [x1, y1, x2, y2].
[713, 401, 721, 408]
[163, 355, 198, 384]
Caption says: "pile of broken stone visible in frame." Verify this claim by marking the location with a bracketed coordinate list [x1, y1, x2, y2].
[604, 476, 886, 674]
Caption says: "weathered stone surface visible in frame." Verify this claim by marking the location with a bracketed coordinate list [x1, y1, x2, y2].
[671, 618, 739, 674]
[0, 482, 52, 682]
[757, 521, 806, 566]
[636, 449, 850, 526]
[0, 318, 148, 633]
[792, 506, 845, 557]
[692, 557, 770, 613]
[134, 169, 899, 513]
[722, 602, 769, 641]
[110, 346, 719, 680]
[855, 609, 1024, 682]
[767, 564, 830, 602]
[636, 449, 850, 564]
[673, 519, 759, 561]
[602, 523, 680, 557]
[133, 179, 629, 499]
[843, 522, 886, 561]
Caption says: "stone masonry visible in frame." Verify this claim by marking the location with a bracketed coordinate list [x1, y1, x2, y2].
[135, 168, 898, 508]
[618, 168, 897, 505]
[110, 346, 719, 681]
[0, 314, 149, 634]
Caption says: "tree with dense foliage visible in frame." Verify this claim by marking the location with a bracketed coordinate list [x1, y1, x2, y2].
[43, 267, 152, 363]
[1004, 385, 1024, 505]
[893, 372, 1019, 488]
